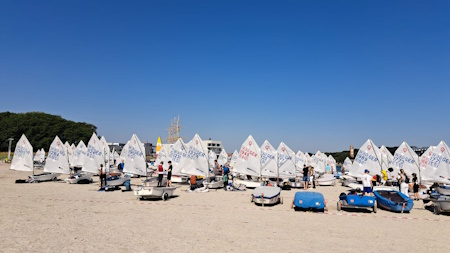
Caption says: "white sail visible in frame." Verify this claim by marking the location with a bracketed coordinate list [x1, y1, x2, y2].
[421, 141, 450, 183]
[168, 139, 188, 176]
[64, 141, 71, 160]
[328, 155, 337, 172]
[295, 151, 307, 174]
[380, 145, 394, 170]
[122, 134, 147, 176]
[343, 157, 353, 171]
[391, 142, 420, 176]
[33, 149, 40, 162]
[260, 140, 278, 178]
[305, 153, 312, 167]
[180, 134, 209, 177]
[218, 148, 228, 166]
[208, 150, 217, 171]
[113, 150, 120, 165]
[72, 141, 87, 167]
[277, 142, 296, 178]
[99, 136, 111, 169]
[155, 144, 170, 170]
[229, 150, 238, 169]
[82, 133, 104, 174]
[349, 139, 382, 177]
[234, 135, 261, 177]
[312, 151, 327, 173]
[11, 134, 33, 172]
[44, 136, 70, 174]
[419, 146, 436, 171]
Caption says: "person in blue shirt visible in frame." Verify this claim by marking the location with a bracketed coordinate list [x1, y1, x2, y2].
[222, 164, 230, 190]
[118, 159, 125, 173]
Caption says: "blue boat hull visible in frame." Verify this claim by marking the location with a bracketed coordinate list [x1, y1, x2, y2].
[294, 192, 326, 211]
[374, 190, 413, 212]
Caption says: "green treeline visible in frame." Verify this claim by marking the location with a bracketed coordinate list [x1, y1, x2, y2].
[0, 112, 96, 151]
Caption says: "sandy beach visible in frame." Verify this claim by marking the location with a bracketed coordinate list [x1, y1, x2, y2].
[0, 163, 449, 253]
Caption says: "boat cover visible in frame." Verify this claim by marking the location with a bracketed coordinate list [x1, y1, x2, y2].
[252, 186, 281, 199]
[339, 193, 375, 207]
[374, 190, 413, 212]
[294, 192, 325, 209]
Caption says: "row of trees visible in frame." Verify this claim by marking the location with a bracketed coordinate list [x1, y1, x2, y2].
[0, 112, 96, 151]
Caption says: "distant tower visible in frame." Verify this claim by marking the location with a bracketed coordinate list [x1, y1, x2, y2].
[350, 145, 354, 158]
[166, 115, 183, 144]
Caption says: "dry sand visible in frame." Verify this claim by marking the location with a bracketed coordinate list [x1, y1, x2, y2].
[1, 163, 449, 253]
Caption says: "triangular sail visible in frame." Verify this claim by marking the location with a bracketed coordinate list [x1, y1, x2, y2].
[72, 141, 87, 167]
[295, 151, 307, 175]
[33, 149, 41, 162]
[349, 139, 382, 177]
[260, 140, 277, 178]
[312, 151, 327, 173]
[421, 141, 450, 183]
[392, 142, 420, 176]
[234, 135, 261, 177]
[379, 145, 394, 170]
[156, 136, 162, 154]
[419, 146, 436, 171]
[277, 142, 296, 178]
[343, 157, 353, 172]
[168, 139, 188, 176]
[122, 134, 147, 176]
[328, 155, 337, 172]
[180, 134, 209, 177]
[155, 144, 170, 170]
[229, 150, 238, 169]
[44, 136, 70, 174]
[208, 150, 217, 171]
[99, 136, 111, 169]
[305, 153, 312, 167]
[82, 133, 104, 174]
[218, 149, 228, 166]
[11, 134, 33, 172]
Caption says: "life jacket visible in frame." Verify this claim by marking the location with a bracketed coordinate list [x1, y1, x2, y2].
[158, 164, 163, 173]
[381, 170, 388, 181]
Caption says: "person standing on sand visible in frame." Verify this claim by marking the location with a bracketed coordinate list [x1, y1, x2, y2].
[222, 164, 230, 190]
[310, 167, 316, 189]
[362, 169, 373, 195]
[99, 164, 107, 188]
[302, 165, 309, 190]
[166, 161, 172, 187]
[412, 173, 419, 200]
[157, 161, 164, 187]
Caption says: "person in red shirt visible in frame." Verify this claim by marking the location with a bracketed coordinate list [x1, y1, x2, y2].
[157, 161, 164, 187]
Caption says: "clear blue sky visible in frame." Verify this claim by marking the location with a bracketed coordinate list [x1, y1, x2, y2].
[1, 1, 449, 153]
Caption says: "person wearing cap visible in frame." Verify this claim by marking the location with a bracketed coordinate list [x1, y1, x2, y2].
[166, 161, 172, 187]
[362, 169, 373, 195]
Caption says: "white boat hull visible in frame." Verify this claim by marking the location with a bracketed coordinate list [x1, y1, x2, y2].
[64, 172, 93, 184]
[234, 179, 261, 189]
[171, 176, 188, 183]
[317, 178, 336, 186]
[29, 173, 60, 183]
[107, 175, 131, 187]
[134, 186, 177, 201]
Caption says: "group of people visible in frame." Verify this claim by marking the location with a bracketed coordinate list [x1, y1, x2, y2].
[302, 164, 316, 190]
[362, 168, 420, 200]
[157, 161, 172, 187]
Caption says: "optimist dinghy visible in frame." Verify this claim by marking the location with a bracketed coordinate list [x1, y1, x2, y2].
[292, 191, 327, 212]
[373, 189, 413, 213]
[251, 186, 282, 206]
[134, 185, 178, 201]
[317, 174, 337, 186]
[437, 185, 450, 196]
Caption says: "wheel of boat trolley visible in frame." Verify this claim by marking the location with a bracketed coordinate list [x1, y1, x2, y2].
[52, 177, 58, 181]
[280, 196, 283, 205]
[90, 178, 93, 183]
[31, 180, 39, 183]
[337, 200, 342, 211]
[433, 205, 440, 215]
[250, 195, 253, 203]
[162, 192, 169, 201]
[373, 201, 377, 213]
